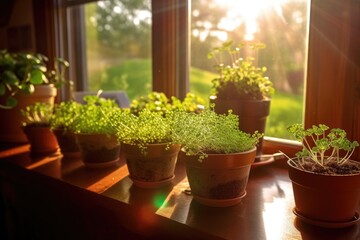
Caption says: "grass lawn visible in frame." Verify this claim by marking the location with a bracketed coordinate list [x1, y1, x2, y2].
[88, 59, 304, 139]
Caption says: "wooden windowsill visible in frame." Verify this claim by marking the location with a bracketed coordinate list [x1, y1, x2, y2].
[0, 144, 358, 239]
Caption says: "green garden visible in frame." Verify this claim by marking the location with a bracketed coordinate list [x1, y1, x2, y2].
[84, 0, 307, 139]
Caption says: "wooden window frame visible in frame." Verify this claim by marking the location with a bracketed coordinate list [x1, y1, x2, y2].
[33, 0, 360, 159]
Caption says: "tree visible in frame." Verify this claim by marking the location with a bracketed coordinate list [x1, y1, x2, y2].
[95, 0, 151, 58]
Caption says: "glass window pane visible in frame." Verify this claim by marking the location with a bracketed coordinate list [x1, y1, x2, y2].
[190, 0, 309, 140]
[72, 0, 152, 101]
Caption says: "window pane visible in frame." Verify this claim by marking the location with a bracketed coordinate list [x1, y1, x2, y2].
[73, 0, 152, 101]
[190, 0, 309, 139]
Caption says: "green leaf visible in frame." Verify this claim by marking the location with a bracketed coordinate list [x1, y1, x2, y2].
[20, 84, 35, 94]
[33, 65, 47, 73]
[3, 71, 18, 84]
[29, 69, 44, 84]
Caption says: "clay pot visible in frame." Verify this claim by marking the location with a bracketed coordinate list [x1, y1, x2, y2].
[22, 125, 59, 154]
[122, 143, 180, 188]
[184, 147, 256, 207]
[288, 159, 360, 226]
[211, 96, 270, 157]
[53, 128, 80, 158]
[0, 85, 57, 143]
[75, 134, 120, 168]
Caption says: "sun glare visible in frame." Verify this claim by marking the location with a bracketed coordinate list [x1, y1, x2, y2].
[214, 0, 285, 41]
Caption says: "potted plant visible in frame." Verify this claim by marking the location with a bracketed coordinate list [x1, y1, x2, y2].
[21, 102, 59, 154]
[130, 91, 204, 116]
[69, 95, 121, 168]
[208, 41, 274, 157]
[0, 50, 70, 143]
[50, 101, 82, 158]
[171, 108, 262, 207]
[110, 108, 180, 189]
[287, 124, 360, 228]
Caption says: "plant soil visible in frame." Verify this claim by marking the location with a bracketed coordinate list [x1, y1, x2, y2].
[300, 160, 360, 175]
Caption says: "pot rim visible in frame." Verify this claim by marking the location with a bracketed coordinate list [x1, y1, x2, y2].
[287, 158, 360, 177]
[181, 147, 256, 157]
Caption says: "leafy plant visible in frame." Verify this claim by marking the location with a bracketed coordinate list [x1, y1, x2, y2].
[69, 95, 119, 135]
[50, 100, 82, 132]
[287, 124, 359, 168]
[130, 91, 205, 115]
[208, 41, 274, 100]
[171, 108, 262, 160]
[110, 108, 175, 154]
[21, 102, 54, 127]
[0, 50, 70, 109]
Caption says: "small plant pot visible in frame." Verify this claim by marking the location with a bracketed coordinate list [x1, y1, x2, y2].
[53, 128, 80, 158]
[184, 147, 256, 207]
[122, 143, 180, 188]
[22, 125, 59, 154]
[288, 159, 360, 228]
[76, 134, 120, 168]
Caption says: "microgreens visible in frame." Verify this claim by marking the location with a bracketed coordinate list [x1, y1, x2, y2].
[208, 40, 274, 100]
[21, 102, 54, 127]
[69, 95, 119, 135]
[50, 101, 81, 132]
[171, 108, 262, 160]
[287, 124, 359, 168]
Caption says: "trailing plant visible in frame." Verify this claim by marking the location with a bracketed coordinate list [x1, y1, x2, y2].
[171, 107, 262, 160]
[21, 102, 54, 127]
[69, 95, 119, 135]
[110, 108, 175, 154]
[130, 91, 204, 115]
[287, 124, 359, 169]
[208, 41, 274, 100]
[50, 100, 82, 132]
[0, 50, 70, 109]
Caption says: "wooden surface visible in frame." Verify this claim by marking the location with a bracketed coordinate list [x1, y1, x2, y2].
[0, 144, 359, 239]
[305, 0, 360, 161]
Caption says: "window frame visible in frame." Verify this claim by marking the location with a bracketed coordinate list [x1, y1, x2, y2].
[36, 0, 359, 159]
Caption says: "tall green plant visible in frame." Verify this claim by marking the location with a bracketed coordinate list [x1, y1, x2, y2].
[208, 41, 274, 100]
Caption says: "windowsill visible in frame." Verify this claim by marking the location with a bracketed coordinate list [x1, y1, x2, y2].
[0, 143, 357, 239]
[263, 136, 302, 161]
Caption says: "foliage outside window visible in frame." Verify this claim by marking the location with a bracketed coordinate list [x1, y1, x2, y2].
[68, 0, 309, 140]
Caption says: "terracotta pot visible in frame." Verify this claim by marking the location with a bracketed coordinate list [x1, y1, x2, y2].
[22, 125, 59, 154]
[288, 159, 360, 226]
[122, 143, 180, 188]
[0, 85, 57, 143]
[184, 147, 256, 207]
[75, 134, 120, 168]
[211, 96, 270, 157]
[53, 128, 80, 158]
